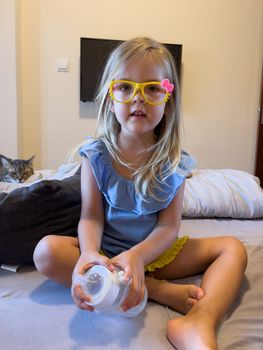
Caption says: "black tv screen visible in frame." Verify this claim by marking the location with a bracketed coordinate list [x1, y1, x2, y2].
[80, 37, 183, 102]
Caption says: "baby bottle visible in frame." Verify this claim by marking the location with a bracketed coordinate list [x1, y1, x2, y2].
[79, 265, 148, 317]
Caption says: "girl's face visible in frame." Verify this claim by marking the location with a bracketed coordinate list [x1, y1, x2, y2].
[110, 56, 167, 141]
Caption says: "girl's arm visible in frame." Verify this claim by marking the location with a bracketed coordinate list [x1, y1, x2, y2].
[131, 181, 185, 265]
[111, 181, 185, 311]
[71, 157, 114, 311]
[77, 156, 104, 255]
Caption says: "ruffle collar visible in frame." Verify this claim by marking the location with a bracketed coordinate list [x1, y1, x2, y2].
[79, 139, 195, 215]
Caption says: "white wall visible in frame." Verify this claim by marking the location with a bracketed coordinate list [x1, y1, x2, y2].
[0, 0, 18, 158]
[9, 0, 263, 170]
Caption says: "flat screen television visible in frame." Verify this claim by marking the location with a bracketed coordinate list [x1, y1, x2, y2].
[80, 37, 183, 102]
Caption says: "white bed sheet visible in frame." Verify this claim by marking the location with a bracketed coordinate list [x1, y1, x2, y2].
[1, 218, 263, 350]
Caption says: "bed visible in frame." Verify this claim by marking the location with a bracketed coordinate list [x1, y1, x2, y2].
[1, 166, 263, 350]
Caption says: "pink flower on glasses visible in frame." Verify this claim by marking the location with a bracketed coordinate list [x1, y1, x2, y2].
[161, 79, 174, 93]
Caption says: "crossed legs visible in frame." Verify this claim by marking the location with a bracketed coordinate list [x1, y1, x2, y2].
[33, 235, 247, 350]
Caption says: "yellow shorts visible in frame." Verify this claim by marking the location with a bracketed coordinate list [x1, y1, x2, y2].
[145, 235, 189, 272]
[100, 235, 189, 273]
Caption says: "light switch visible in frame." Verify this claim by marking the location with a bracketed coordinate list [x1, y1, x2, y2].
[56, 59, 69, 72]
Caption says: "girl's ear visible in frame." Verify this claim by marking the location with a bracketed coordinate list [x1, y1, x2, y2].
[164, 102, 170, 116]
[106, 93, 115, 113]
[110, 102, 115, 113]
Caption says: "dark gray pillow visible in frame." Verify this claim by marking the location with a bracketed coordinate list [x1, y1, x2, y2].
[0, 171, 81, 264]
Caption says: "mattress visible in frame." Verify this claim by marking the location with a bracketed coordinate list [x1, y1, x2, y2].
[1, 218, 263, 350]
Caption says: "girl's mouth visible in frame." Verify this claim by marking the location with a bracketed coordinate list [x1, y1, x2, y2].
[130, 110, 146, 117]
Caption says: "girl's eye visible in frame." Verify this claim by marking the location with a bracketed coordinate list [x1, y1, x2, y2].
[146, 85, 162, 94]
[119, 83, 132, 92]
[150, 86, 159, 92]
[113, 82, 133, 94]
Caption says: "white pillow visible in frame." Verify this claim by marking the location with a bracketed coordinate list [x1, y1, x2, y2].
[183, 169, 263, 218]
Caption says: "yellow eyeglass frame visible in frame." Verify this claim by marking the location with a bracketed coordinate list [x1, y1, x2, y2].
[109, 80, 172, 106]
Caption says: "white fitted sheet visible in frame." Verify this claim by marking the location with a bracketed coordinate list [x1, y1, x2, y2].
[1, 218, 263, 350]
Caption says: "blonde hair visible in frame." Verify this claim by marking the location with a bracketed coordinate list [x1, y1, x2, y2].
[95, 37, 182, 200]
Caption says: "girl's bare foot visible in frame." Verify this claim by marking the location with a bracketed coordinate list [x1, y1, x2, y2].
[145, 277, 205, 314]
[166, 310, 218, 350]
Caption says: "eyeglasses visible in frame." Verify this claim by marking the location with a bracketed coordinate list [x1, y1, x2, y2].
[109, 79, 174, 105]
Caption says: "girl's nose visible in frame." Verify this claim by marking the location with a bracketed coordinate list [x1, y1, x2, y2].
[132, 88, 145, 104]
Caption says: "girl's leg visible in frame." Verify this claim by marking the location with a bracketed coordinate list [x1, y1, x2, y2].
[146, 236, 247, 350]
[145, 277, 205, 314]
[33, 235, 80, 287]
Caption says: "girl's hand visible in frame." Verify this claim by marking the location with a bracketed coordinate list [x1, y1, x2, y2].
[111, 250, 146, 312]
[71, 251, 115, 311]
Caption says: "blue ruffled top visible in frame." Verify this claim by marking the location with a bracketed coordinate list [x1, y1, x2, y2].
[79, 139, 196, 257]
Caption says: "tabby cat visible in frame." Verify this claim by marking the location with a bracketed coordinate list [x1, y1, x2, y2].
[0, 154, 35, 183]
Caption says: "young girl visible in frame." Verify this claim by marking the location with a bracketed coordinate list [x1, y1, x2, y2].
[33, 37, 247, 350]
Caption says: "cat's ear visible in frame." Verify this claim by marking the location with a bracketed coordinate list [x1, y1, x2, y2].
[0, 157, 11, 167]
[28, 155, 35, 163]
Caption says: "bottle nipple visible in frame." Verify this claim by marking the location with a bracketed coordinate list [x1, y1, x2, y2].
[85, 272, 103, 295]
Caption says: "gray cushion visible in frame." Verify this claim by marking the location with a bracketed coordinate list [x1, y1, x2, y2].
[0, 171, 81, 264]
